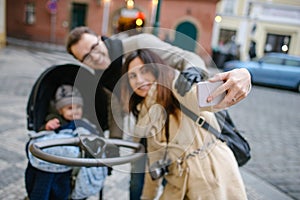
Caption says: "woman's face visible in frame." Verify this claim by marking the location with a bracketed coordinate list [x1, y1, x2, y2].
[128, 57, 156, 97]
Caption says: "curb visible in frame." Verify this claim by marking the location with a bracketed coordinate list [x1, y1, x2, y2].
[6, 37, 66, 52]
[240, 169, 294, 200]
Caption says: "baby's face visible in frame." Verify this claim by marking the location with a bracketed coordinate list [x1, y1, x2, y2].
[59, 104, 83, 121]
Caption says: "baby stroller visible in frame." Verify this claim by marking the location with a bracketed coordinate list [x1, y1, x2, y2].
[25, 63, 144, 199]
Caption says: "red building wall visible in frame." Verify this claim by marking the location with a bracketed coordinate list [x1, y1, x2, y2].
[7, 0, 60, 42]
[159, 0, 217, 57]
[6, 0, 218, 57]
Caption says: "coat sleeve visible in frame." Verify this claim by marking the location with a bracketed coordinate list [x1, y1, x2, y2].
[39, 113, 63, 131]
[134, 104, 167, 139]
[122, 33, 207, 72]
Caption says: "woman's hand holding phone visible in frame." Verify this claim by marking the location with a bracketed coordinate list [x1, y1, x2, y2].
[197, 81, 226, 108]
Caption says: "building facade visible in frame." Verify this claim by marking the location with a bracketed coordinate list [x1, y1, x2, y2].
[6, 0, 219, 62]
[212, 0, 300, 61]
[0, 0, 6, 48]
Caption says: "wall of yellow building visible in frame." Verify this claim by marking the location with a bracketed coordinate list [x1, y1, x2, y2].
[260, 0, 300, 7]
[214, 0, 300, 60]
[216, 0, 247, 17]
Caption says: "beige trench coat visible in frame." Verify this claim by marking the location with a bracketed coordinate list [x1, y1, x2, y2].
[134, 72, 247, 200]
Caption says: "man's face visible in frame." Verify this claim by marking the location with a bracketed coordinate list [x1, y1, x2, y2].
[71, 33, 111, 70]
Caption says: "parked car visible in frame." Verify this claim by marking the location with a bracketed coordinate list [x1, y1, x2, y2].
[223, 53, 300, 92]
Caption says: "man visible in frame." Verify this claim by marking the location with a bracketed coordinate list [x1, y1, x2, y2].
[66, 26, 251, 199]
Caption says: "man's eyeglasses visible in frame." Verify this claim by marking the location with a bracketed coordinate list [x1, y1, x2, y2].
[80, 39, 100, 63]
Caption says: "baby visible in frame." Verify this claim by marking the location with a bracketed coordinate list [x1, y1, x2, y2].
[44, 84, 84, 131]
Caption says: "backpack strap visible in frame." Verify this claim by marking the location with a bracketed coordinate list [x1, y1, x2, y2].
[179, 103, 225, 142]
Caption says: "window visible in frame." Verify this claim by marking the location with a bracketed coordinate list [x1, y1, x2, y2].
[264, 34, 291, 53]
[25, 3, 35, 25]
[218, 29, 236, 45]
[285, 59, 300, 67]
[247, 2, 253, 16]
[262, 57, 283, 65]
[223, 0, 236, 15]
[71, 3, 87, 30]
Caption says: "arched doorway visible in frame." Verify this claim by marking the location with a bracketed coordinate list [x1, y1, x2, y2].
[173, 21, 197, 52]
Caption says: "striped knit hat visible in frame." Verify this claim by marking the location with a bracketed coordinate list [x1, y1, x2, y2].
[55, 85, 83, 110]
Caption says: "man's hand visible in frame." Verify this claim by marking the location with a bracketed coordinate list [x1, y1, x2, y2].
[207, 68, 251, 109]
[45, 118, 61, 130]
[175, 67, 208, 96]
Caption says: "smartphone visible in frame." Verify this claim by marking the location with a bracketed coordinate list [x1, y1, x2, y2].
[197, 81, 226, 107]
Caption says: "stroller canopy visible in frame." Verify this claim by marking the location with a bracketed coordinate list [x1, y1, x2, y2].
[27, 63, 108, 134]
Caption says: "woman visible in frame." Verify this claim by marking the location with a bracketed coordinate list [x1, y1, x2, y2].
[121, 49, 247, 200]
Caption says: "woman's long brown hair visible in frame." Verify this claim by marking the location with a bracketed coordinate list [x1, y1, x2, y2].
[121, 49, 180, 119]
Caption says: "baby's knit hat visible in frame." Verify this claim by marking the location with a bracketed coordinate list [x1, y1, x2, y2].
[55, 85, 83, 110]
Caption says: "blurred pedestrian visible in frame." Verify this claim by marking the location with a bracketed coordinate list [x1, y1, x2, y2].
[249, 40, 257, 59]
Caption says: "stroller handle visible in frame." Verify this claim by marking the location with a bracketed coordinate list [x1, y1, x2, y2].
[29, 136, 145, 167]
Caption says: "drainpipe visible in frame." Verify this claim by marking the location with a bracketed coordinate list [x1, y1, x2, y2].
[102, 0, 111, 35]
[152, 0, 162, 36]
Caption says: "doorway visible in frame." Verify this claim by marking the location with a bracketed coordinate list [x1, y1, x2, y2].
[71, 3, 87, 30]
[173, 21, 197, 52]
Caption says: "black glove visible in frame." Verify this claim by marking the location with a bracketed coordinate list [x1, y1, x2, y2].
[175, 67, 208, 96]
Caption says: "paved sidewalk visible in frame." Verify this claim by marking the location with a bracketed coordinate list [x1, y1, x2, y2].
[0, 40, 297, 200]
